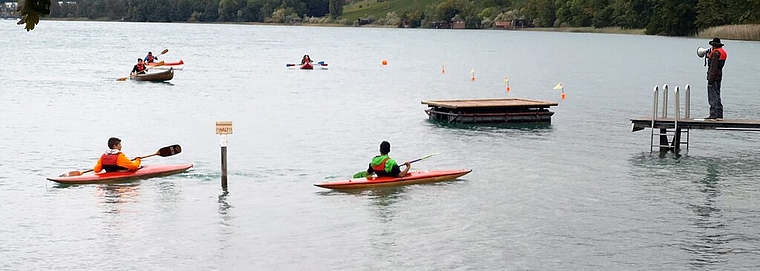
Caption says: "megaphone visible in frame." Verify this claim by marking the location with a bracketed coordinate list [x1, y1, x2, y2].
[697, 46, 711, 58]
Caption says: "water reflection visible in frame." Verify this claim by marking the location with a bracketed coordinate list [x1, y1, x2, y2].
[97, 183, 141, 214]
[627, 154, 748, 267]
[686, 160, 729, 268]
[316, 186, 406, 223]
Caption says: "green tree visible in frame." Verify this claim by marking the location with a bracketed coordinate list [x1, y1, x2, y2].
[646, 0, 698, 36]
[522, 0, 554, 27]
[328, 0, 343, 18]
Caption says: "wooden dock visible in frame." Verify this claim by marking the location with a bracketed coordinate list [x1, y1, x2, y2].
[631, 117, 760, 152]
[631, 117, 760, 132]
[421, 98, 558, 124]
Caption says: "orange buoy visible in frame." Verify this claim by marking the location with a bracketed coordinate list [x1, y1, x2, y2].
[382, 60, 388, 66]
[561, 91, 566, 100]
[441, 64, 445, 74]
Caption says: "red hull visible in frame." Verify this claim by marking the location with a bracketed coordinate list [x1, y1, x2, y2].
[314, 169, 471, 189]
[147, 60, 184, 66]
[48, 164, 193, 184]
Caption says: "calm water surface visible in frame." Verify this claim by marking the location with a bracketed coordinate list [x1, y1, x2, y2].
[2, 20, 760, 270]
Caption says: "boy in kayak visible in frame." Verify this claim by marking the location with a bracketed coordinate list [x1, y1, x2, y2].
[300, 55, 312, 64]
[359, 141, 410, 178]
[93, 137, 141, 173]
[131, 58, 146, 75]
[144, 51, 158, 63]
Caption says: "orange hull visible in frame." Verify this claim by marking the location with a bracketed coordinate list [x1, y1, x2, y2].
[314, 169, 471, 190]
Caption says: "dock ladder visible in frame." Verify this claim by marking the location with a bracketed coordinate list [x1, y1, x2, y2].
[650, 84, 691, 153]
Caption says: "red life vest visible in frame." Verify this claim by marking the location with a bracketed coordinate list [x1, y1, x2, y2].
[136, 64, 146, 72]
[708, 47, 727, 69]
[101, 153, 126, 172]
[708, 47, 727, 60]
[371, 157, 390, 172]
[146, 55, 155, 63]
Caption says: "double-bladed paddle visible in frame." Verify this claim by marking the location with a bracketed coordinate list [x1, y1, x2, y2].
[117, 60, 166, 81]
[286, 61, 327, 67]
[59, 144, 182, 177]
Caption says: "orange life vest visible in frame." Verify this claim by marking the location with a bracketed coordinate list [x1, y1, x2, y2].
[708, 47, 727, 69]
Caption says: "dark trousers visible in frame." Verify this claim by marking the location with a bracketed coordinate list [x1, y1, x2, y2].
[707, 81, 723, 118]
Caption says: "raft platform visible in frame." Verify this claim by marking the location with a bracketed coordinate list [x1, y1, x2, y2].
[421, 98, 558, 124]
[631, 84, 760, 152]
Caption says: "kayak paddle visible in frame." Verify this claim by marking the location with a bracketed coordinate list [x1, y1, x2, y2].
[59, 144, 182, 177]
[286, 61, 327, 67]
[117, 61, 166, 81]
[352, 152, 439, 178]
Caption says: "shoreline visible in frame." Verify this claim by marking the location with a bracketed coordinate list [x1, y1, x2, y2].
[38, 18, 760, 41]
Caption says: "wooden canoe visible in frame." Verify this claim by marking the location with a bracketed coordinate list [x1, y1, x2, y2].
[132, 68, 174, 82]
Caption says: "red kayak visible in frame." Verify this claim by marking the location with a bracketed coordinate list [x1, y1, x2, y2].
[301, 62, 314, 70]
[314, 169, 471, 190]
[47, 164, 193, 184]
[147, 60, 184, 66]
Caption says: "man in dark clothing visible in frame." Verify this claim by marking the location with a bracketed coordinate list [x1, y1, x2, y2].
[706, 37, 727, 120]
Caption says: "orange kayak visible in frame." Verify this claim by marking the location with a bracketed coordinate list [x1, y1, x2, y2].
[314, 169, 471, 190]
[147, 60, 184, 66]
[47, 164, 193, 184]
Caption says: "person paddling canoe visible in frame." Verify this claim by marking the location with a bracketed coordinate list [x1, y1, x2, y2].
[93, 137, 141, 173]
[355, 141, 411, 178]
[131, 58, 147, 75]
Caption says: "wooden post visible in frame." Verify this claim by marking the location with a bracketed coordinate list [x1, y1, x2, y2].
[216, 121, 233, 191]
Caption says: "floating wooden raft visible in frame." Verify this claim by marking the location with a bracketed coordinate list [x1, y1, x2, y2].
[421, 98, 558, 124]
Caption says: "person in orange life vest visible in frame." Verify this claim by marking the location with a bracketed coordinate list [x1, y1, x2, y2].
[300, 54, 312, 65]
[144, 51, 158, 63]
[365, 141, 410, 178]
[131, 58, 146, 75]
[93, 137, 141, 173]
[705, 38, 727, 120]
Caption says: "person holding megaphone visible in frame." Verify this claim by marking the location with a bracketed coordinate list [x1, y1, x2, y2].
[704, 37, 727, 120]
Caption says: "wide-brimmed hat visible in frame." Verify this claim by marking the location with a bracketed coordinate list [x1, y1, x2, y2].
[709, 38, 724, 46]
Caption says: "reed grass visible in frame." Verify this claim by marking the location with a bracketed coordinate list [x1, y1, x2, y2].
[697, 24, 760, 41]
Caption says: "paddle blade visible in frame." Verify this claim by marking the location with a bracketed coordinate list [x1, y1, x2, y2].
[117, 77, 128, 81]
[59, 168, 93, 177]
[157, 144, 182, 157]
[320, 63, 328, 66]
[286, 64, 296, 67]
[160, 48, 169, 55]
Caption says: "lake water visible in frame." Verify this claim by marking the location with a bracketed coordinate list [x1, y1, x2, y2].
[2, 20, 760, 270]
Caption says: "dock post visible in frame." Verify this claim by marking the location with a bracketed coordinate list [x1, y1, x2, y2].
[651, 86, 659, 153]
[661, 84, 668, 118]
[215, 121, 233, 191]
[685, 84, 691, 119]
[674, 86, 681, 152]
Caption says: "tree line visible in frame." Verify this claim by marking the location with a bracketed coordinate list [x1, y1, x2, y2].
[7, 0, 760, 36]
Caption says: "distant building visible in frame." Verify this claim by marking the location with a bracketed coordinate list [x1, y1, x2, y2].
[451, 16, 465, 29]
[354, 18, 370, 27]
[431, 21, 449, 29]
[494, 19, 530, 30]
